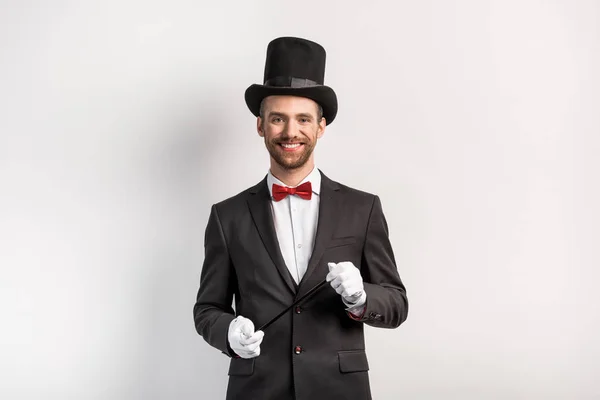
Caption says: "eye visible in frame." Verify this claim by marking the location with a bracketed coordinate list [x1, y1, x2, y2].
[299, 117, 311, 123]
[271, 117, 284, 123]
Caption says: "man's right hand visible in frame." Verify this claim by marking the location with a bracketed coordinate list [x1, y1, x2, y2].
[227, 316, 264, 358]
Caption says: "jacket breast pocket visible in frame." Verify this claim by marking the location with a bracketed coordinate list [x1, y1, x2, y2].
[338, 350, 369, 373]
[326, 236, 357, 249]
[228, 357, 255, 376]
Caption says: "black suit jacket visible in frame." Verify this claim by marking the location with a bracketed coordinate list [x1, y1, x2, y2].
[193, 170, 408, 400]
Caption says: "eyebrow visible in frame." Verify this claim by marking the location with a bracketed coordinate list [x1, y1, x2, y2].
[267, 111, 314, 120]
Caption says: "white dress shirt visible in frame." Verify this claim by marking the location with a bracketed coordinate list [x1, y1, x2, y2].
[266, 167, 366, 317]
[267, 167, 321, 284]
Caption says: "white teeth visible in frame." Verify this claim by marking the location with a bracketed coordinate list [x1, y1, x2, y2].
[281, 143, 301, 148]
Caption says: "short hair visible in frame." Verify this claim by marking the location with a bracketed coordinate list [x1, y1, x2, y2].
[259, 98, 324, 121]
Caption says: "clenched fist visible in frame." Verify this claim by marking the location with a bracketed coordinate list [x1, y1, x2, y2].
[326, 261, 367, 307]
[227, 316, 264, 359]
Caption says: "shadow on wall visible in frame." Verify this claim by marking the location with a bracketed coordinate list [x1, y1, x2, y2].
[133, 96, 232, 400]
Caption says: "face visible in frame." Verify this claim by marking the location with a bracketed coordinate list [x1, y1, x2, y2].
[257, 95, 326, 171]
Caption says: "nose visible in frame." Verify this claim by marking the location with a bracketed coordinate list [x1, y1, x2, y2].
[281, 119, 300, 138]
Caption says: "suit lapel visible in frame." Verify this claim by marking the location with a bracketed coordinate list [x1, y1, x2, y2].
[247, 177, 298, 295]
[298, 170, 342, 293]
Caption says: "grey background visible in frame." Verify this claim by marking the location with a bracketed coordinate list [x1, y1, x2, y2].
[1, 0, 598, 399]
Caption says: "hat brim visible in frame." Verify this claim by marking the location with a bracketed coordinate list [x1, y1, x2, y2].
[244, 84, 338, 125]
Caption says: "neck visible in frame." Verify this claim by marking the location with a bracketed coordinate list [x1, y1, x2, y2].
[270, 159, 315, 187]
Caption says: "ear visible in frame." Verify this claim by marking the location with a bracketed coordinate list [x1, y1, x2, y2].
[257, 117, 264, 137]
[316, 117, 326, 139]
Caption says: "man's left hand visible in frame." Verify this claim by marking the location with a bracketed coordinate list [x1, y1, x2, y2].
[326, 261, 367, 307]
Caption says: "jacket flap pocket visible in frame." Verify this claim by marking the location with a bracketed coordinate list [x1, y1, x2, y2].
[327, 236, 357, 249]
[338, 350, 369, 373]
[228, 358, 255, 376]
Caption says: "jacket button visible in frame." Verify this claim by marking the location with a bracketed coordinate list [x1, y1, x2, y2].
[295, 306, 302, 314]
[294, 345, 302, 354]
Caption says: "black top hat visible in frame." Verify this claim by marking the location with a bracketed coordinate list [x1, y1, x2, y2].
[244, 37, 338, 125]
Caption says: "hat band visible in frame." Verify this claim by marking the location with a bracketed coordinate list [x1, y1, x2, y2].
[264, 76, 320, 88]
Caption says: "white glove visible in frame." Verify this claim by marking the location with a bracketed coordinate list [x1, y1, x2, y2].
[326, 261, 367, 307]
[227, 316, 264, 359]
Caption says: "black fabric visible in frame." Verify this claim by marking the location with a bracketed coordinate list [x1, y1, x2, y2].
[228, 358, 255, 376]
[193, 170, 409, 400]
[338, 350, 370, 373]
[244, 37, 338, 124]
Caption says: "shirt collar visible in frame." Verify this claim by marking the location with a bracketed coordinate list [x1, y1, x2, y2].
[267, 167, 321, 198]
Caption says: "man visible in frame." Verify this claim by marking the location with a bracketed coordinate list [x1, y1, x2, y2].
[193, 37, 408, 400]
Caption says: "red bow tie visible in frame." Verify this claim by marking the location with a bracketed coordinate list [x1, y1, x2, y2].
[272, 181, 312, 201]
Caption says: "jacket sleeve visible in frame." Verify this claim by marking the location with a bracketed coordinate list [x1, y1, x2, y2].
[193, 204, 237, 356]
[358, 195, 409, 328]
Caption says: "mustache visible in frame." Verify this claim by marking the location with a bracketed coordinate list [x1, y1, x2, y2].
[272, 139, 307, 144]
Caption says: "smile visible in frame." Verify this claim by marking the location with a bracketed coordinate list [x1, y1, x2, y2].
[279, 143, 304, 152]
